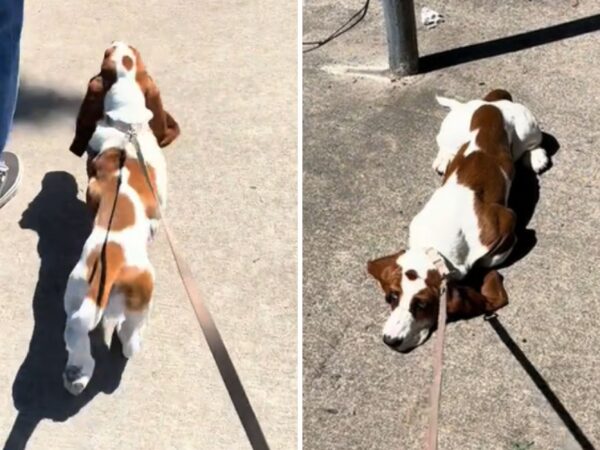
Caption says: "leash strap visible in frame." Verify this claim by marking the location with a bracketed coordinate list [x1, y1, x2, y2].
[127, 130, 269, 450]
[424, 248, 450, 450]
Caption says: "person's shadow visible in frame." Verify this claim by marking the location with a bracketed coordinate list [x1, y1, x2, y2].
[4, 172, 127, 450]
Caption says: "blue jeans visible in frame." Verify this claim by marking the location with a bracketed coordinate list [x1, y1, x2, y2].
[0, 0, 24, 170]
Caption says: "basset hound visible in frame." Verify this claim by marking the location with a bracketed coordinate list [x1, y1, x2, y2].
[367, 90, 542, 353]
[63, 42, 176, 395]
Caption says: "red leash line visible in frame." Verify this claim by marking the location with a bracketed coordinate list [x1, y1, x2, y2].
[425, 284, 447, 450]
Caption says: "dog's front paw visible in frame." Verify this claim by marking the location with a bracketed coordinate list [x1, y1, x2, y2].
[523, 148, 550, 174]
[63, 366, 91, 396]
[432, 153, 450, 175]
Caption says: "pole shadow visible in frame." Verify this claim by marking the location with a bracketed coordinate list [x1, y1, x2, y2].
[486, 316, 596, 450]
[420, 14, 600, 73]
[4, 172, 127, 450]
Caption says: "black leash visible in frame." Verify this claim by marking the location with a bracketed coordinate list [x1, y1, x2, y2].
[87, 150, 127, 305]
[303, 0, 370, 53]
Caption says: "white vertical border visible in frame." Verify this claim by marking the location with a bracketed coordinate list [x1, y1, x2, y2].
[296, 0, 303, 447]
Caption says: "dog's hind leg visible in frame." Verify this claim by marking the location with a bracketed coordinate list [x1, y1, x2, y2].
[115, 267, 154, 359]
[118, 308, 149, 359]
[63, 296, 102, 396]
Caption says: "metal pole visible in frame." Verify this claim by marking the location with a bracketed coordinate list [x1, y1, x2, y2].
[381, 0, 419, 75]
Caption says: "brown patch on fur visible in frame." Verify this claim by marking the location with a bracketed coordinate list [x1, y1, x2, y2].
[367, 251, 404, 308]
[96, 193, 135, 231]
[87, 149, 135, 231]
[69, 74, 115, 157]
[477, 204, 516, 251]
[85, 242, 125, 308]
[483, 89, 513, 102]
[410, 269, 442, 321]
[130, 45, 180, 147]
[87, 148, 159, 222]
[122, 55, 134, 71]
[116, 267, 154, 311]
[444, 105, 517, 257]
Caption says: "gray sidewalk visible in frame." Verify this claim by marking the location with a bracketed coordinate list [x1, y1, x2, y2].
[304, 1, 600, 449]
[0, 1, 297, 449]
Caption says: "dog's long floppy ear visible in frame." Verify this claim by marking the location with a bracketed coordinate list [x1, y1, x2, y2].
[69, 74, 111, 157]
[134, 68, 180, 147]
[447, 270, 508, 319]
[367, 251, 404, 294]
[483, 89, 513, 102]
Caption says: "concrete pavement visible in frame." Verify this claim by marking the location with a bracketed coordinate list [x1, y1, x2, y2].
[0, 1, 297, 449]
[303, 1, 600, 449]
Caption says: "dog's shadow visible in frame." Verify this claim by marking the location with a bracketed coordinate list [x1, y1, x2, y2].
[4, 172, 127, 450]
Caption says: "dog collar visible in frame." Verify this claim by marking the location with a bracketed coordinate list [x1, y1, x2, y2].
[425, 248, 451, 278]
[104, 115, 145, 135]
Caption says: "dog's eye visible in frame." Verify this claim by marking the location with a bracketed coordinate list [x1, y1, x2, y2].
[385, 292, 399, 305]
[414, 300, 427, 310]
[405, 270, 418, 281]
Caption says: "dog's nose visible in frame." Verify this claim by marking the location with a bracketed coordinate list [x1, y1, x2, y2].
[383, 335, 403, 347]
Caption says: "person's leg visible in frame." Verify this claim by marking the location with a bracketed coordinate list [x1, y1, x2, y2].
[0, 0, 24, 208]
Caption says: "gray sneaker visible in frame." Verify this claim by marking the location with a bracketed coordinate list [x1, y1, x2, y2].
[0, 151, 22, 209]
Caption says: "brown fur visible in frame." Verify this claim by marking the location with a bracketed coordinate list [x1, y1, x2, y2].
[85, 242, 125, 308]
[444, 104, 517, 256]
[86, 148, 159, 221]
[116, 267, 154, 311]
[483, 89, 513, 102]
[367, 251, 404, 308]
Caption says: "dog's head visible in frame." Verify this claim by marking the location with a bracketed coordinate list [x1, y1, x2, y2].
[367, 249, 443, 353]
[70, 41, 180, 156]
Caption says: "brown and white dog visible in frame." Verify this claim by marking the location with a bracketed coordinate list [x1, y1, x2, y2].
[63, 42, 176, 395]
[367, 90, 533, 353]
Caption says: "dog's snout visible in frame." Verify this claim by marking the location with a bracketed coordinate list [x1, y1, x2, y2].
[383, 335, 403, 347]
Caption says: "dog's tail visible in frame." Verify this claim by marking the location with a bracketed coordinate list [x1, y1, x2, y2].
[435, 95, 462, 110]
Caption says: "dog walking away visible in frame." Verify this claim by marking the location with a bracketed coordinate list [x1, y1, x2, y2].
[63, 42, 177, 395]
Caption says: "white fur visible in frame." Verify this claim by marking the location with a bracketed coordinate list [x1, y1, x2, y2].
[63, 41, 165, 395]
[433, 96, 549, 174]
[382, 172, 494, 351]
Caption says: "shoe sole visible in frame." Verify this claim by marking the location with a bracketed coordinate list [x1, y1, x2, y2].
[0, 152, 22, 209]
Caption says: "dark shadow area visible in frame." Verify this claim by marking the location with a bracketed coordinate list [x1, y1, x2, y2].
[4, 172, 126, 450]
[13, 80, 81, 123]
[420, 14, 600, 73]
[486, 316, 596, 450]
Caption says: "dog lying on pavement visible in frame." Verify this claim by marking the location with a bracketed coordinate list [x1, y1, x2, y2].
[368, 89, 545, 353]
[63, 42, 175, 395]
